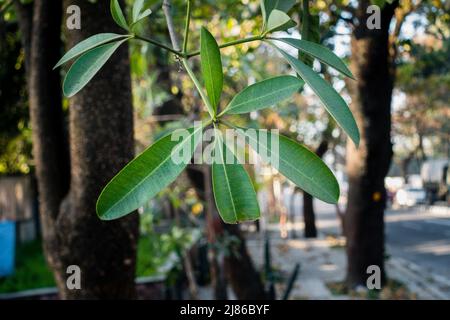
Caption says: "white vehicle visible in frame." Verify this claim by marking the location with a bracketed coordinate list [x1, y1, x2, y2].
[395, 187, 426, 207]
[421, 159, 449, 204]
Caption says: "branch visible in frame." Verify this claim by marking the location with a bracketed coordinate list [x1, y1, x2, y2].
[162, 0, 181, 51]
[183, 0, 192, 53]
[186, 35, 263, 58]
[134, 35, 181, 56]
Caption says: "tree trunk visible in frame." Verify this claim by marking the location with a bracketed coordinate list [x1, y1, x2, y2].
[302, 140, 328, 238]
[56, 0, 139, 299]
[345, 0, 398, 288]
[203, 166, 228, 300]
[188, 165, 266, 299]
[24, 0, 72, 292]
[223, 224, 267, 300]
[19, 0, 139, 298]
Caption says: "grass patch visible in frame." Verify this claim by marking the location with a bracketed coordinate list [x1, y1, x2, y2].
[0, 235, 183, 294]
[0, 240, 55, 293]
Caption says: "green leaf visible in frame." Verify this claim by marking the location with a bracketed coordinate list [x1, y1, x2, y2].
[132, 0, 144, 23]
[222, 76, 303, 115]
[110, 0, 129, 30]
[54, 33, 130, 70]
[274, 38, 355, 79]
[266, 10, 296, 33]
[299, 4, 320, 67]
[136, 9, 152, 22]
[200, 27, 223, 114]
[212, 131, 260, 224]
[276, 48, 360, 146]
[238, 129, 340, 204]
[97, 126, 203, 220]
[63, 39, 129, 97]
[261, 0, 296, 22]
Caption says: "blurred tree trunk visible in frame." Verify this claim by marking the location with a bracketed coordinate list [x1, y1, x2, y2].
[223, 224, 267, 300]
[302, 140, 328, 238]
[189, 166, 266, 299]
[345, 0, 398, 288]
[17, 0, 139, 298]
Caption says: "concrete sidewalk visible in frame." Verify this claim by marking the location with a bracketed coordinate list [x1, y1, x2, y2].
[246, 231, 450, 300]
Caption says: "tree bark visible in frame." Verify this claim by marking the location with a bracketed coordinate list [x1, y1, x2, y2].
[223, 224, 267, 300]
[23, 0, 72, 292]
[55, 0, 139, 299]
[302, 140, 328, 238]
[18, 0, 139, 298]
[345, 0, 398, 288]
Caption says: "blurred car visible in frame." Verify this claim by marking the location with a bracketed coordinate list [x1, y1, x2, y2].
[395, 187, 426, 207]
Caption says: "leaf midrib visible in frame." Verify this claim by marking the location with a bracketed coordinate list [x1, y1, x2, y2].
[216, 135, 238, 222]
[276, 38, 353, 78]
[279, 49, 358, 145]
[226, 82, 300, 113]
[102, 127, 201, 216]
[202, 34, 219, 109]
[243, 131, 336, 201]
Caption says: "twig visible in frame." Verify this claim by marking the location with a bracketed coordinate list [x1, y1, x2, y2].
[186, 35, 264, 58]
[134, 35, 181, 56]
[183, 0, 192, 53]
[162, 0, 181, 51]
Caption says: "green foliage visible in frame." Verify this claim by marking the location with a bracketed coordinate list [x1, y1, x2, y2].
[63, 38, 130, 97]
[266, 9, 296, 33]
[274, 38, 354, 79]
[0, 20, 31, 175]
[261, 0, 296, 24]
[212, 130, 260, 223]
[131, 0, 152, 28]
[299, 0, 320, 67]
[222, 76, 303, 115]
[54, 0, 360, 224]
[0, 241, 55, 293]
[276, 48, 360, 147]
[110, 0, 129, 31]
[132, 0, 145, 23]
[97, 126, 203, 220]
[137, 226, 198, 277]
[200, 27, 223, 115]
[0, 235, 189, 293]
[237, 129, 339, 204]
[54, 33, 129, 70]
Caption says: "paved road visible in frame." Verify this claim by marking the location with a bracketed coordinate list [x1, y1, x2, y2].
[384, 207, 450, 279]
[309, 201, 450, 279]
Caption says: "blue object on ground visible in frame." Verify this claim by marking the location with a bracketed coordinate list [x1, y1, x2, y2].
[0, 221, 16, 277]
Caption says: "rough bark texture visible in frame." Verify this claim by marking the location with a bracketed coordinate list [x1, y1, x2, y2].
[223, 224, 267, 300]
[56, 0, 139, 299]
[25, 0, 72, 289]
[302, 140, 328, 238]
[345, 0, 398, 288]
[18, 0, 139, 299]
